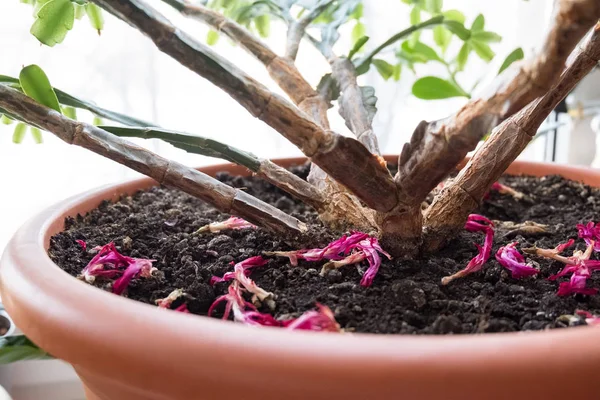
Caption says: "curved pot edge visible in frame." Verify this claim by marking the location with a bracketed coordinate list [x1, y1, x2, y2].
[2, 157, 600, 399]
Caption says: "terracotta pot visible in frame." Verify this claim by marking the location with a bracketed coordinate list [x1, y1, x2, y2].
[2, 157, 600, 400]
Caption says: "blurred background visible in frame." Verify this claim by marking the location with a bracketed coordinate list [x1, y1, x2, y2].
[0, 0, 599, 398]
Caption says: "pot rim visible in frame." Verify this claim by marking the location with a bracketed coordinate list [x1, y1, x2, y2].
[2, 156, 600, 382]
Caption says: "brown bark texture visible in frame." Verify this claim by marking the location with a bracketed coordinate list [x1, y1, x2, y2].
[92, 0, 397, 215]
[423, 22, 600, 251]
[0, 84, 307, 236]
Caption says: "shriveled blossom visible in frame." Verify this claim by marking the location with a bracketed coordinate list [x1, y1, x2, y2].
[156, 288, 185, 309]
[264, 232, 369, 265]
[575, 310, 600, 326]
[442, 214, 494, 285]
[527, 239, 600, 296]
[208, 282, 339, 331]
[489, 182, 525, 200]
[495, 242, 539, 279]
[79, 243, 132, 283]
[195, 216, 256, 234]
[265, 232, 390, 287]
[76, 239, 87, 250]
[78, 242, 156, 295]
[577, 221, 600, 251]
[112, 258, 156, 295]
[210, 256, 274, 309]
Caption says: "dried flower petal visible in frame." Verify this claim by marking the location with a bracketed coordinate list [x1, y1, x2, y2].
[283, 304, 340, 332]
[442, 214, 494, 285]
[577, 221, 600, 251]
[264, 232, 369, 266]
[174, 304, 189, 313]
[76, 240, 87, 250]
[79, 243, 131, 283]
[495, 242, 539, 279]
[195, 216, 256, 234]
[575, 310, 600, 326]
[210, 256, 266, 285]
[112, 258, 156, 295]
[156, 288, 185, 309]
[490, 182, 525, 200]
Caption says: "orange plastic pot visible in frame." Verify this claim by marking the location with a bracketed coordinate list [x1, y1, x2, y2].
[2, 157, 600, 400]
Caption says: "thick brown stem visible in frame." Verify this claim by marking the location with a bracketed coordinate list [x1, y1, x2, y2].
[395, 0, 600, 208]
[0, 84, 306, 236]
[92, 0, 397, 214]
[423, 22, 600, 251]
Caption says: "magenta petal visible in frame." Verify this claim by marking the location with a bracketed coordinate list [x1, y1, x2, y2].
[495, 243, 539, 279]
[76, 240, 87, 250]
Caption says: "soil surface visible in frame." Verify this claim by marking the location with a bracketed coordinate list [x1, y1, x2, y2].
[49, 163, 600, 334]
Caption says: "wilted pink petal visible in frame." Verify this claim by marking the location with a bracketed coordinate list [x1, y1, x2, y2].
[208, 282, 256, 320]
[557, 272, 598, 296]
[156, 289, 185, 309]
[112, 258, 156, 295]
[575, 310, 600, 326]
[321, 252, 367, 275]
[356, 238, 392, 287]
[555, 239, 575, 254]
[577, 221, 600, 251]
[76, 240, 87, 250]
[283, 304, 340, 332]
[495, 242, 539, 279]
[489, 182, 525, 200]
[174, 304, 189, 313]
[210, 256, 267, 285]
[442, 214, 494, 285]
[196, 216, 256, 234]
[264, 232, 370, 265]
[80, 243, 132, 283]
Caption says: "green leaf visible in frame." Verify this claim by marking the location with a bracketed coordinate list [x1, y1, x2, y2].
[93, 116, 104, 126]
[12, 123, 28, 144]
[74, 4, 86, 20]
[30, 0, 75, 47]
[410, 6, 421, 25]
[412, 76, 468, 99]
[350, 3, 363, 19]
[19, 65, 62, 113]
[1, 115, 13, 125]
[456, 42, 470, 71]
[392, 63, 402, 81]
[254, 14, 270, 37]
[30, 127, 43, 144]
[471, 14, 485, 32]
[0, 337, 52, 364]
[351, 22, 366, 46]
[372, 59, 394, 81]
[443, 20, 470, 40]
[206, 30, 220, 45]
[348, 35, 369, 59]
[470, 40, 495, 62]
[471, 31, 502, 43]
[85, 3, 104, 35]
[424, 0, 442, 14]
[433, 25, 452, 51]
[442, 9, 465, 23]
[498, 47, 525, 74]
[409, 41, 441, 62]
[62, 106, 77, 119]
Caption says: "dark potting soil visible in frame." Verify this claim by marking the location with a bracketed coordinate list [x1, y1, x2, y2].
[48, 163, 600, 334]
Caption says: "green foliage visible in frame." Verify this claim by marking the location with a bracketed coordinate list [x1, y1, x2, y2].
[30, 127, 44, 143]
[498, 47, 525, 74]
[412, 76, 468, 99]
[1, 115, 14, 125]
[19, 64, 62, 112]
[85, 3, 104, 35]
[30, 0, 75, 47]
[0, 336, 52, 364]
[206, 30, 220, 45]
[372, 59, 394, 81]
[348, 35, 369, 59]
[12, 123, 28, 143]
